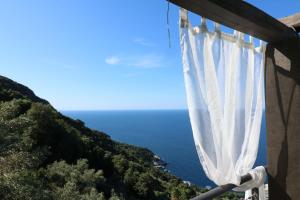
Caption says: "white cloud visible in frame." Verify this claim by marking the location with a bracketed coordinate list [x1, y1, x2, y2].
[133, 38, 155, 47]
[105, 56, 120, 65]
[105, 54, 170, 69]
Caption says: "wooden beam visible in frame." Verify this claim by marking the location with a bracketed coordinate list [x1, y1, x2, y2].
[168, 0, 298, 43]
[280, 13, 300, 32]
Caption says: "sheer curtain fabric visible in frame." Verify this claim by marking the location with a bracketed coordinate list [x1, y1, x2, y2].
[179, 9, 265, 186]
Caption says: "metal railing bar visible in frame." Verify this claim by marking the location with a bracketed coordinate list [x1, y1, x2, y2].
[190, 173, 253, 200]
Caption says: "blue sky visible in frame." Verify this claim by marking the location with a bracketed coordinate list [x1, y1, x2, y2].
[0, 0, 299, 110]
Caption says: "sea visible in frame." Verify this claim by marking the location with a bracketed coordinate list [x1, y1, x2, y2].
[62, 110, 267, 188]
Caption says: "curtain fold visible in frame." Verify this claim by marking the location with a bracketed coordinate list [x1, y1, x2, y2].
[179, 11, 265, 186]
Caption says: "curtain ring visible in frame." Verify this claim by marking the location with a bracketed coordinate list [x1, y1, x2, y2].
[179, 8, 188, 28]
[249, 36, 254, 44]
[233, 30, 238, 37]
[214, 22, 221, 36]
[239, 32, 245, 40]
[258, 40, 265, 52]
[200, 17, 207, 32]
[214, 22, 221, 32]
[180, 8, 188, 21]
[201, 17, 207, 26]
[234, 31, 244, 42]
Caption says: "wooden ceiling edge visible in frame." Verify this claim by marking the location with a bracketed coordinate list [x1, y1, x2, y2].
[279, 13, 300, 32]
[168, 0, 298, 43]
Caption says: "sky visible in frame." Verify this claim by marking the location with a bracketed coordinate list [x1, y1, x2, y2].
[0, 0, 299, 110]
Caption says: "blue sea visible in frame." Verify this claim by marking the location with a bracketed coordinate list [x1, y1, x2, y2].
[62, 110, 267, 188]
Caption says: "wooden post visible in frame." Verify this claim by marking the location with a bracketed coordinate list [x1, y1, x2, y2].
[265, 14, 300, 199]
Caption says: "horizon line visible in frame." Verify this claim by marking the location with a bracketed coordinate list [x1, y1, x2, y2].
[59, 108, 188, 112]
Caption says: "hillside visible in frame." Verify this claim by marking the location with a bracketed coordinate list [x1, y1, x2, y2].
[0, 76, 241, 200]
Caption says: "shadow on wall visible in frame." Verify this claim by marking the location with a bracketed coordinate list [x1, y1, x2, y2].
[265, 38, 300, 200]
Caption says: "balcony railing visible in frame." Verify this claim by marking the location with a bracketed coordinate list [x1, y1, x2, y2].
[190, 167, 268, 200]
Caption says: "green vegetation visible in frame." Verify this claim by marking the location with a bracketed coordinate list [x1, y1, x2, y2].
[0, 75, 242, 200]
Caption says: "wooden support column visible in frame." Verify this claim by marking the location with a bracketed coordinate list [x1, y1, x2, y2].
[265, 14, 300, 199]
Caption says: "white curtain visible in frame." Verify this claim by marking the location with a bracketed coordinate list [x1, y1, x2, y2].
[179, 9, 265, 189]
